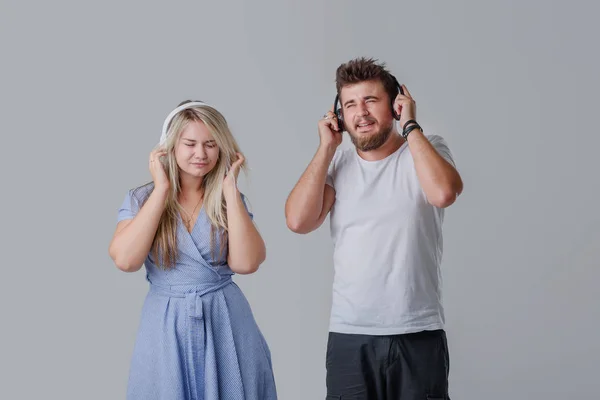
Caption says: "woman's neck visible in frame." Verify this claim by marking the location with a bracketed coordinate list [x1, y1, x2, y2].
[179, 174, 204, 199]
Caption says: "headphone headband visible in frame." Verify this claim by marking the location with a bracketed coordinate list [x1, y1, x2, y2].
[159, 101, 211, 145]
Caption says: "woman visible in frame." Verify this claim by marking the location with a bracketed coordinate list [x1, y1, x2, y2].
[109, 100, 277, 399]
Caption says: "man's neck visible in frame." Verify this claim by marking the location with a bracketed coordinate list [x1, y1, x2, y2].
[356, 131, 406, 161]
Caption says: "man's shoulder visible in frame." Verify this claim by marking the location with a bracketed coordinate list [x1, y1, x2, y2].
[327, 147, 355, 188]
[423, 133, 455, 165]
[331, 146, 355, 166]
[424, 133, 447, 145]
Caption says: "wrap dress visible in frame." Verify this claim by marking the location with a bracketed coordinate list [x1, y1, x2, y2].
[117, 184, 277, 400]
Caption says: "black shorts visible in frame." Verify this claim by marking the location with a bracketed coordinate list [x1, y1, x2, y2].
[325, 329, 451, 400]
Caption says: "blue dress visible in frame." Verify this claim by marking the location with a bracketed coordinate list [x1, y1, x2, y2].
[117, 184, 277, 400]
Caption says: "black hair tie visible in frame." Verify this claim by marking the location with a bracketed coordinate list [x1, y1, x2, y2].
[402, 119, 418, 130]
[402, 122, 422, 138]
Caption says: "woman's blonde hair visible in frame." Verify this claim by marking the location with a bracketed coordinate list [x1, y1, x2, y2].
[134, 100, 246, 269]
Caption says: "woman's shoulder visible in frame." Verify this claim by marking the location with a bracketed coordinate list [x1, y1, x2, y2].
[117, 182, 155, 222]
[128, 182, 155, 204]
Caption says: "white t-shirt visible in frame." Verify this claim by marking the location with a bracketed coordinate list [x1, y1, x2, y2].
[326, 134, 455, 335]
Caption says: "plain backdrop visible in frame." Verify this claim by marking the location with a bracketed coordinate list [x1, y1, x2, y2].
[1, 0, 598, 399]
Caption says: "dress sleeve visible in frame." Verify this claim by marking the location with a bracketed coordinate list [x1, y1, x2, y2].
[117, 189, 141, 222]
[240, 192, 254, 220]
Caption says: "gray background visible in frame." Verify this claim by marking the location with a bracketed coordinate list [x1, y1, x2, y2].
[1, 0, 598, 398]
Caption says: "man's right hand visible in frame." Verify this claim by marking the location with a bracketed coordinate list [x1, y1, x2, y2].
[318, 108, 343, 150]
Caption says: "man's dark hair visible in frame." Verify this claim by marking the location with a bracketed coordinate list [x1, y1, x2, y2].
[335, 57, 399, 104]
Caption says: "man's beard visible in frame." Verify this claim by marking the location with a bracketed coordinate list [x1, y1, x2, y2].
[348, 119, 394, 152]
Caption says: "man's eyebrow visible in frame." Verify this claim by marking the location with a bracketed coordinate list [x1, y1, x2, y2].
[343, 95, 379, 107]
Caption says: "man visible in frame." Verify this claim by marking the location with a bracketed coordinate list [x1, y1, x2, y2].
[285, 57, 463, 399]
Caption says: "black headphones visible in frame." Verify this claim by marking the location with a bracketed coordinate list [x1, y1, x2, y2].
[333, 76, 404, 132]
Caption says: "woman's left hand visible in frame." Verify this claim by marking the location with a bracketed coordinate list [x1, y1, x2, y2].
[223, 152, 244, 201]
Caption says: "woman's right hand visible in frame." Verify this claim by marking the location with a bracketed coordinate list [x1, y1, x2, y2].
[149, 148, 169, 192]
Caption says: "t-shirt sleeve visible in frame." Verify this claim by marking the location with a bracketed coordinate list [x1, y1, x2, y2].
[117, 189, 141, 222]
[240, 192, 254, 220]
[427, 134, 456, 167]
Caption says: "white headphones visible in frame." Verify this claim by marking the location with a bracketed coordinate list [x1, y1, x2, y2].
[159, 101, 212, 146]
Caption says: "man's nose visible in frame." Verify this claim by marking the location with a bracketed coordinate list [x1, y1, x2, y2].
[357, 102, 369, 116]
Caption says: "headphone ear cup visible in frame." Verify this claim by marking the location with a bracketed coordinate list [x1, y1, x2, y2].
[392, 81, 404, 120]
[336, 109, 345, 131]
[391, 98, 400, 121]
[333, 94, 345, 132]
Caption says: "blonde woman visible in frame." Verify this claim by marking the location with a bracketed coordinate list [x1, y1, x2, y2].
[109, 100, 277, 399]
